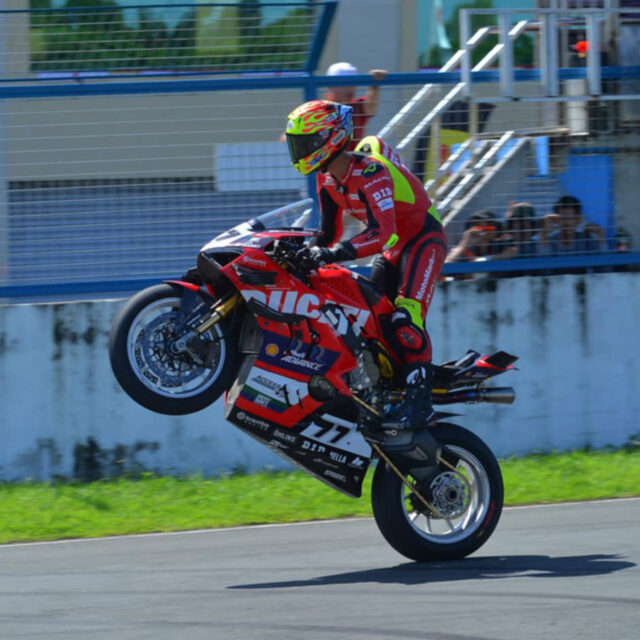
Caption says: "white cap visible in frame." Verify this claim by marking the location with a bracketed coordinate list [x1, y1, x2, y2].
[326, 61, 358, 76]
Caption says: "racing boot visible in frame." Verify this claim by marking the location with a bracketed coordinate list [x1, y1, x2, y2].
[383, 363, 436, 431]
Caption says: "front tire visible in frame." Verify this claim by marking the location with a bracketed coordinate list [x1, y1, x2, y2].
[109, 284, 238, 415]
[371, 423, 503, 562]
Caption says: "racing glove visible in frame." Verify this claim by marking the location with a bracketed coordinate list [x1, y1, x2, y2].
[297, 242, 356, 268]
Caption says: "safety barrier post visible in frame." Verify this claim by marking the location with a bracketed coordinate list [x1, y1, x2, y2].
[499, 12, 514, 98]
[540, 12, 559, 97]
[586, 13, 602, 96]
[460, 9, 472, 97]
[0, 10, 7, 288]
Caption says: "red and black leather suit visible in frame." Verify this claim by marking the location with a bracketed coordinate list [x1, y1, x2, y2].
[315, 136, 447, 365]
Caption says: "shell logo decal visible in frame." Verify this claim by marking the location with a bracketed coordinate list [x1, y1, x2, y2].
[265, 343, 279, 356]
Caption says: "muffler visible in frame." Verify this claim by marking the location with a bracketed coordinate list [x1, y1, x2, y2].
[434, 387, 515, 405]
[477, 387, 516, 404]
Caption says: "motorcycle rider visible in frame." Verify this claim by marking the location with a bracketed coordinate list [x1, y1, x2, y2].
[285, 100, 447, 430]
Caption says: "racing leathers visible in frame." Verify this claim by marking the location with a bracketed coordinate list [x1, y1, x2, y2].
[315, 136, 446, 362]
[314, 136, 447, 429]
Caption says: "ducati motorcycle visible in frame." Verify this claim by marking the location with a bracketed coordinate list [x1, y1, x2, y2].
[109, 199, 517, 562]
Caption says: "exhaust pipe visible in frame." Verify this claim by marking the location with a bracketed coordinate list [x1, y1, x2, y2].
[434, 387, 515, 405]
[477, 387, 516, 405]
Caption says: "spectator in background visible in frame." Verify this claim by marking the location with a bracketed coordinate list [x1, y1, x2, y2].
[541, 195, 605, 256]
[502, 201, 539, 259]
[446, 209, 517, 265]
[615, 226, 632, 253]
[324, 62, 388, 149]
[613, 226, 636, 273]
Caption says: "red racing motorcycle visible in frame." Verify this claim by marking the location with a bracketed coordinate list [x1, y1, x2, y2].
[109, 199, 517, 562]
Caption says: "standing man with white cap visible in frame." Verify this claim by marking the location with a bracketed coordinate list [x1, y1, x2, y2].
[325, 62, 388, 149]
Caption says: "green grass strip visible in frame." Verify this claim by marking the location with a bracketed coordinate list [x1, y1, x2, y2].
[0, 448, 638, 544]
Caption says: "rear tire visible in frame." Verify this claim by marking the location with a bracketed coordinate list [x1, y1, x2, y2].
[109, 284, 238, 415]
[371, 423, 503, 562]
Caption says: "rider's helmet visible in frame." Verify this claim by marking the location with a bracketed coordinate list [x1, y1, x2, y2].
[285, 100, 353, 175]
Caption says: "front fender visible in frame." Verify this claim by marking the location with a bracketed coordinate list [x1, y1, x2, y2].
[164, 279, 216, 306]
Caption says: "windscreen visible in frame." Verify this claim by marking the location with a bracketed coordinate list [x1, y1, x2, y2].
[203, 199, 320, 251]
[250, 198, 320, 231]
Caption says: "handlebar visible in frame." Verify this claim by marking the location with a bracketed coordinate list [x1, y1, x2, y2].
[272, 238, 317, 273]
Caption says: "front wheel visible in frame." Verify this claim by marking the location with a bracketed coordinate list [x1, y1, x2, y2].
[371, 423, 503, 562]
[109, 283, 239, 415]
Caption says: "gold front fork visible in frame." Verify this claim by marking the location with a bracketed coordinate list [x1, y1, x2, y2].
[194, 292, 240, 336]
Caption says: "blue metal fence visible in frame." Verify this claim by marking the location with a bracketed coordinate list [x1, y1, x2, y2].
[1, 2, 640, 300]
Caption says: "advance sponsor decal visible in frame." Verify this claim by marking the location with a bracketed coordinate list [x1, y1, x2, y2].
[257, 331, 340, 377]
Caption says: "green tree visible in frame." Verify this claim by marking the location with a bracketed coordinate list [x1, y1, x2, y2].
[238, 0, 263, 61]
[425, 0, 534, 69]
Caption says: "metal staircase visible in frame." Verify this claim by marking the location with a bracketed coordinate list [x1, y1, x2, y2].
[377, 5, 618, 227]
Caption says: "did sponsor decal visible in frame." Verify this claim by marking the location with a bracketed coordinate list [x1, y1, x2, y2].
[371, 187, 392, 202]
[302, 440, 327, 454]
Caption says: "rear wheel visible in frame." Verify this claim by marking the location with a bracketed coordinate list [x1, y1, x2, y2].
[109, 284, 238, 415]
[371, 423, 503, 562]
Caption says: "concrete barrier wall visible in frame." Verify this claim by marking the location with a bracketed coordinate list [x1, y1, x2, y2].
[1, 271, 638, 481]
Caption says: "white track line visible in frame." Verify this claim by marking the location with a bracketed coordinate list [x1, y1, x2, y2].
[1, 497, 638, 549]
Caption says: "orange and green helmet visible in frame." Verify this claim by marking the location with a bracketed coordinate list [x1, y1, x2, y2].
[285, 100, 353, 175]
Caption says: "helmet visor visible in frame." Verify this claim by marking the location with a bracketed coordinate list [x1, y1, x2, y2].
[286, 133, 326, 164]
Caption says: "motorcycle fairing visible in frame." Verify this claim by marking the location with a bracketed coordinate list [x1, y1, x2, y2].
[434, 350, 519, 387]
[216, 247, 380, 496]
[225, 362, 372, 497]
[227, 403, 370, 497]
[309, 265, 396, 344]
[230, 318, 355, 428]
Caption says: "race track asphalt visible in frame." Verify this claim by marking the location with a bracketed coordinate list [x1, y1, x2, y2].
[0, 498, 638, 640]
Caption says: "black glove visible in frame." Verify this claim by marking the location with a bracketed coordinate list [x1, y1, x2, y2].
[295, 246, 333, 268]
[309, 246, 337, 267]
[297, 242, 356, 268]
